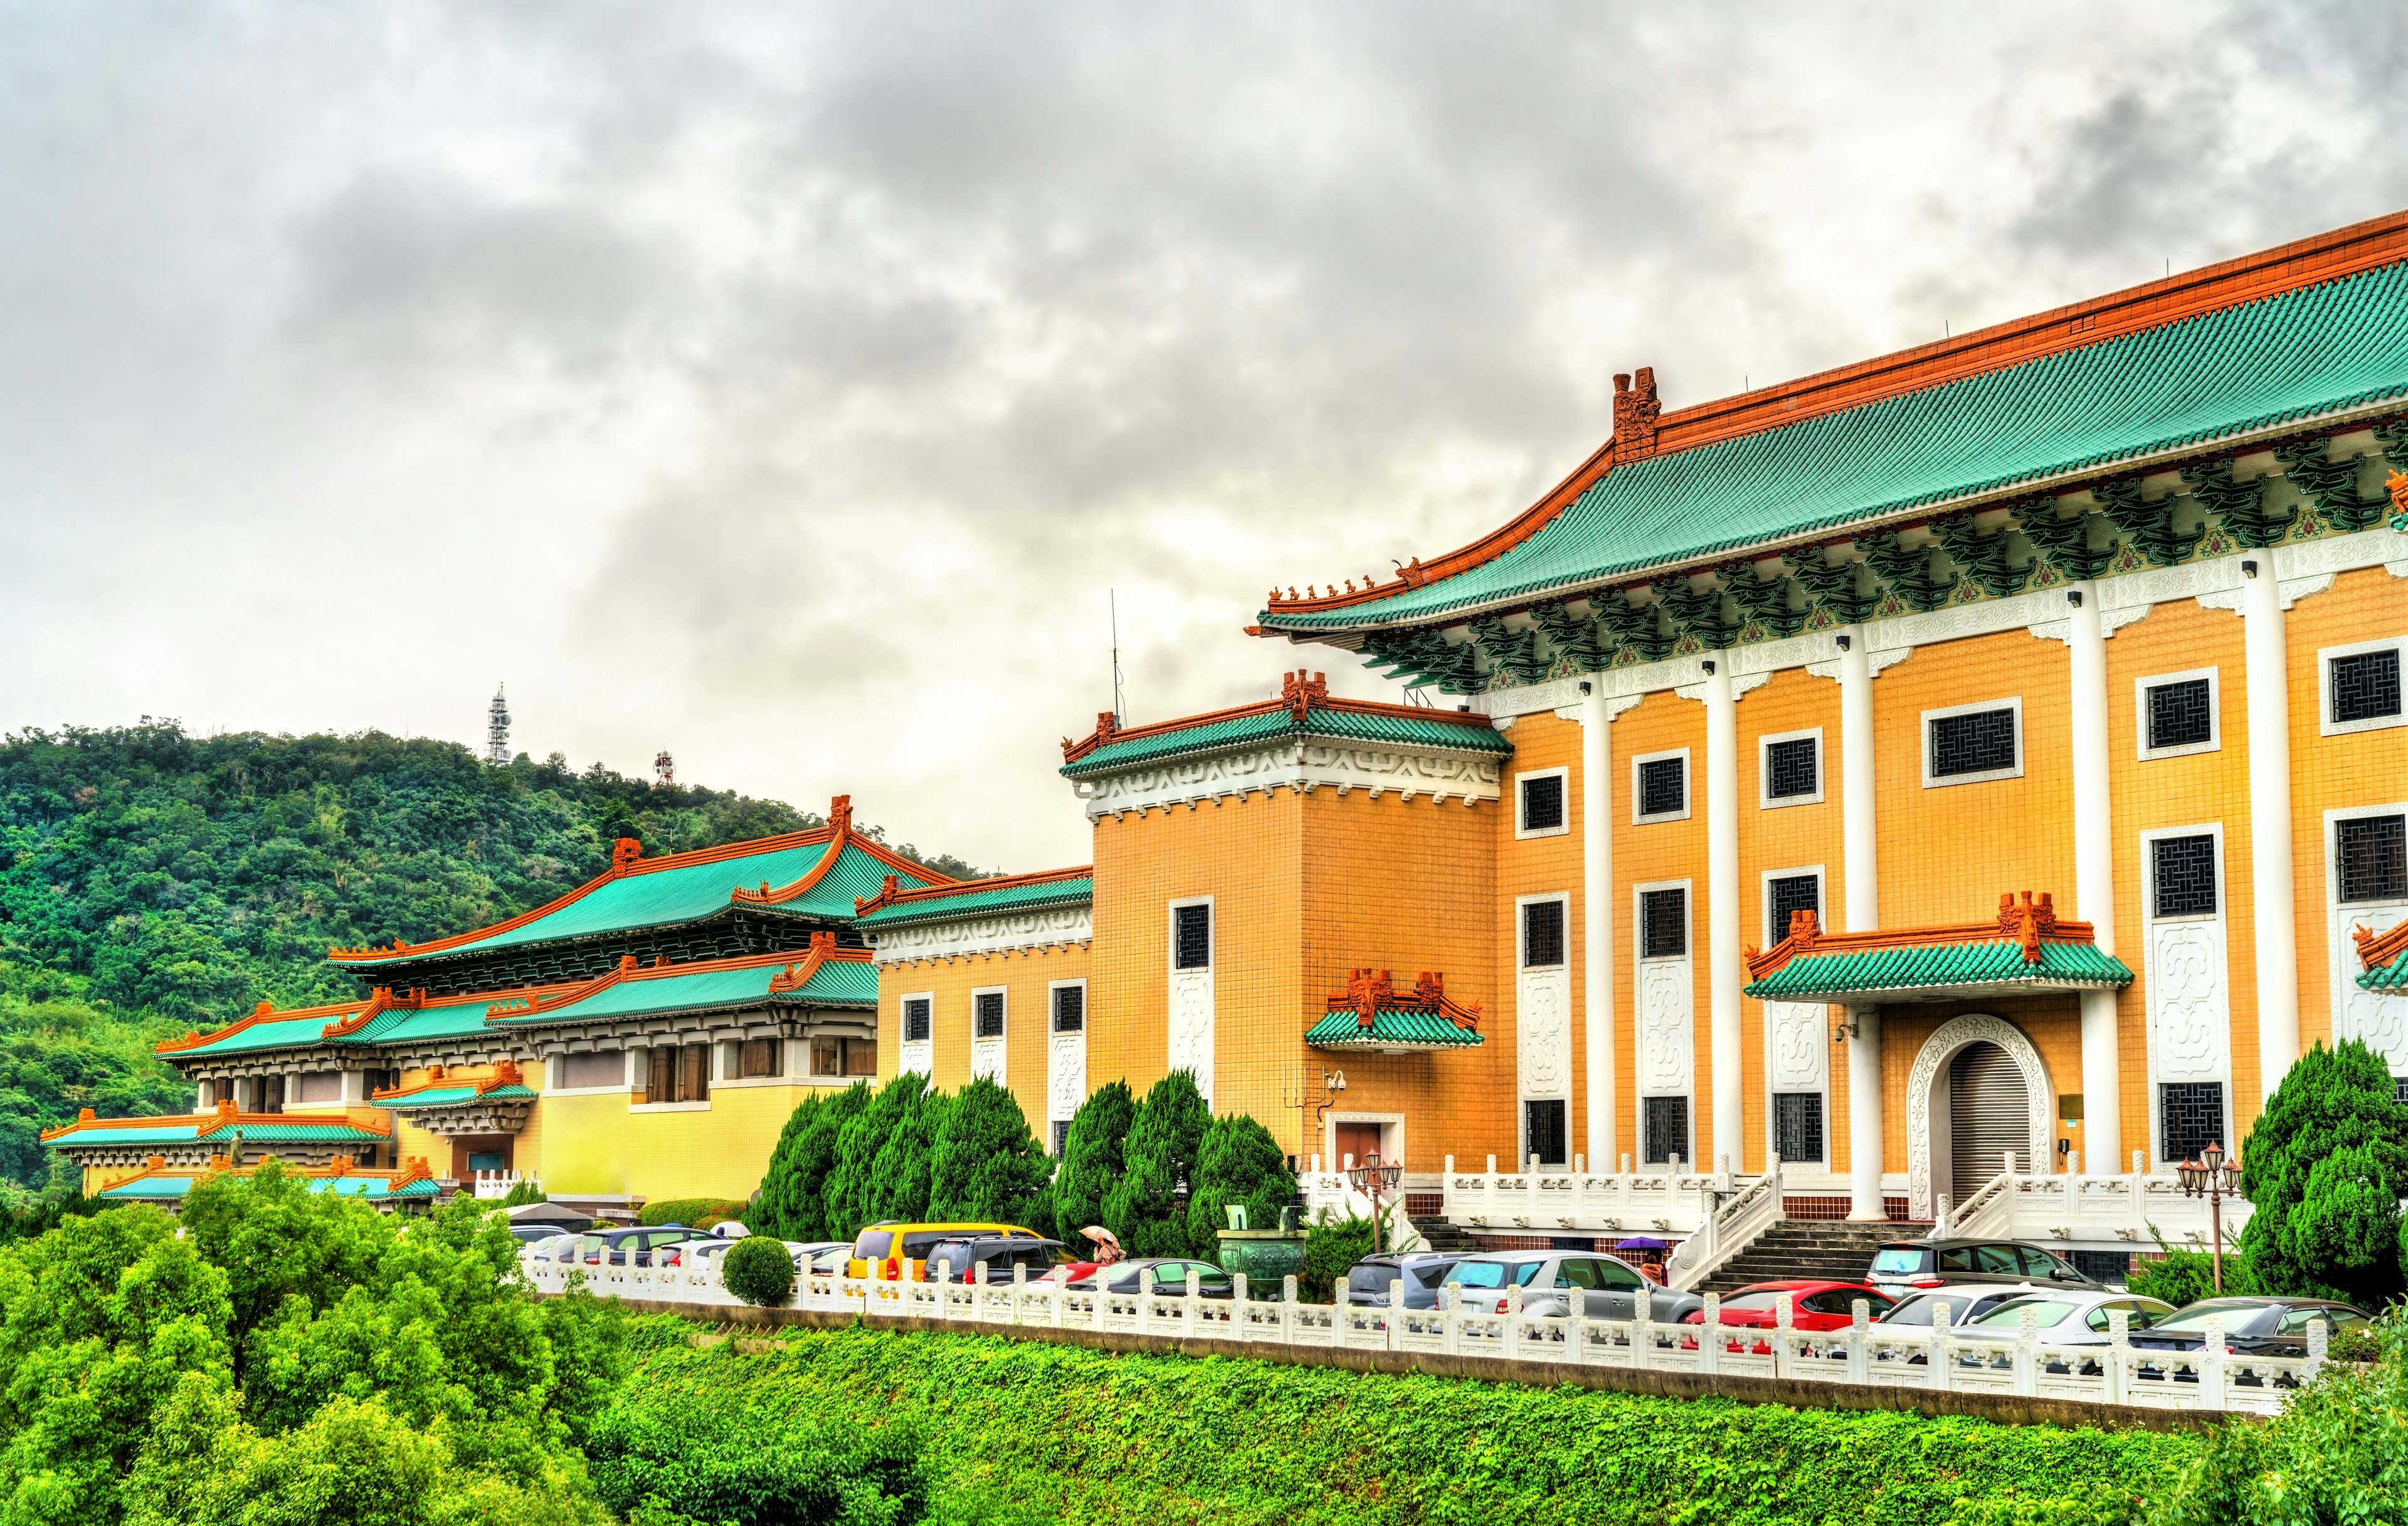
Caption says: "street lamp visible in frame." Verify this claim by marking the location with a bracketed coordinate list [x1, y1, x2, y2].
[1346, 1151, 1404, 1253]
[2177, 1141, 2240, 1293]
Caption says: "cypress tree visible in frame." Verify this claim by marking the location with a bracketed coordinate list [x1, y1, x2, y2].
[928, 1074, 1055, 1229]
[1051, 1079, 1136, 1244]
[1104, 1069, 1212, 1258]
[2239, 1039, 2408, 1306]
[826, 1073, 925, 1237]
[867, 1078, 951, 1227]
[749, 1081, 871, 1241]
[1184, 1111, 1297, 1249]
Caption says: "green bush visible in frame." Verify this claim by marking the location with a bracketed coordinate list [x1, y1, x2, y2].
[2239, 1039, 2408, 1308]
[588, 1384, 926, 1525]
[721, 1236, 796, 1308]
[497, 1178, 549, 1208]
[1299, 1210, 1376, 1303]
[638, 1197, 747, 1228]
[750, 1082, 871, 1241]
[1104, 1070, 1210, 1258]
[2127, 1229, 2258, 1308]
[1048, 1078, 1134, 1246]
[927, 1075, 1053, 1229]
[1185, 1111, 1297, 1250]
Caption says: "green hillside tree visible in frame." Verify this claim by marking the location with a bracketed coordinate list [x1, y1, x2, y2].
[1185, 1112, 1297, 1249]
[749, 1082, 870, 1242]
[1050, 1079, 1136, 1246]
[2239, 1039, 2408, 1307]
[928, 1076, 1054, 1230]
[1105, 1071, 1211, 1258]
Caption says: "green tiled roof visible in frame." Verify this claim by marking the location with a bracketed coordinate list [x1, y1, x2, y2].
[370, 1084, 538, 1110]
[766, 958, 879, 1007]
[491, 957, 873, 1028]
[98, 1174, 437, 1201]
[1267, 260, 2408, 632]
[166, 1011, 362, 1059]
[857, 874, 1093, 930]
[45, 1120, 389, 1150]
[1062, 705, 1509, 778]
[1746, 940, 2134, 1001]
[1303, 1009, 1485, 1049]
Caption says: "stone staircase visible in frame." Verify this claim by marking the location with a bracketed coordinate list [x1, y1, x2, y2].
[1697, 1220, 1906, 1295]
[1408, 1214, 1481, 1254]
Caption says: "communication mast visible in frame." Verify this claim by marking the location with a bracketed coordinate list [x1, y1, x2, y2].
[486, 685, 511, 766]
[654, 750, 675, 788]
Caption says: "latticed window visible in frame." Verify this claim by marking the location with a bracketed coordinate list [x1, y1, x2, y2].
[902, 997, 932, 1043]
[1173, 904, 1212, 970]
[1930, 707, 2017, 778]
[1773, 1092, 1824, 1164]
[1767, 874, 1820, 944]
[1641, 888, 1687, 959]
[1522, 898, 1565, 968]
[1521, 773, 1565, 832]
[2331, 649, 2402, 725]
[1642, 1095, 1689, 1165]
[1524, 1099, 1568, 1166]
[2339, 815, 2407, 904]
[2146, 678, 2214, 751]
[1052, 1120, 1072, 1156]
[739, 1037, 781, 1078]
[1639, 756, 1686, 818]
[1052, 984, 1084, 1032]
[1765, 736, 1818, 800]
[2161, 1082, 2225, 1166]
[2152, 835, 2219, 918]
[974, 990, 1005, 1039]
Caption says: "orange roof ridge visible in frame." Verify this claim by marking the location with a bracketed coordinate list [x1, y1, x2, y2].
[767, 930, 873, 993]
[1261, 207, 2408, 624]
[2355, 918, 2408, 972]
[1060, 669, 1496, 763]
[732, 797, 858, 908]
[855, 863, 1094, 916]
[156, 996, 371, 1056]
[483, 944, 843, 1019]
[369, 1059, 527, 1102]
[1743, 893, 2100, 983]
[43, 1098, 394, 1142]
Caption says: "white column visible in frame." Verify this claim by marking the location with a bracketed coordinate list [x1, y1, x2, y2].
[2243, 565, 2302, 1097]
[1847, 1006, 1884, 1219]
[2067, 584, 2123, 1170]
[1581, 684, 1615, 1167]
[1705, 662, 1744, 1172]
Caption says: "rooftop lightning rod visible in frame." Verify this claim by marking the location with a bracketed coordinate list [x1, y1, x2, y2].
[1110, 590, 1126, 729]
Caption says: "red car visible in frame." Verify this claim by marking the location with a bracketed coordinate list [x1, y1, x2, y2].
[1680, 1280, 1896, 1351]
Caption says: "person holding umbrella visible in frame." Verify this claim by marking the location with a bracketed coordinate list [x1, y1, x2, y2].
[1617, 1236, 1669, 1285]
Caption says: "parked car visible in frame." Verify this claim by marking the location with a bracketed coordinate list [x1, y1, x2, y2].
[1438, 1251, 1703, 1323]
[1342, 1252, 1465, 1309]
[1065, 1258, 1236, 1298]
[519, 1232, 586, 1268]
[792, 1241, 853, 1276]
[1946, 1291, 2177, 1348]
[1681, 1281, 1896, 1333]
[507, 1224, 564, 1248]
[847, 1221, 1048, 1279]
[581, 1225, 706, 1269]
[1875, 1283, 2045, 1328]
[1867, 1239, 2106, 1294]
[2126, 1297, 2372, 1357]
[924, 1236, 1067, 1283]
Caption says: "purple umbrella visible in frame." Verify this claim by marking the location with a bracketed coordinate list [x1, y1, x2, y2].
[1615, 1236, 1669, 1253]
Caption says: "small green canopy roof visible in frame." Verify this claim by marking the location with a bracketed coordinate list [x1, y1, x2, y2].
[1062, 680, 1509, 779]
[1746, 938, 2132, 1003]
[369, 1084, 538, 1111]
[856, 872, 1092, 931]
[1304, 1008, 1485, 1052]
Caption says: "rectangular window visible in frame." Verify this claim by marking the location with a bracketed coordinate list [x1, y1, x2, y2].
[1522, 898, 1566, 968]
[2161, 1082, 2226, 1166]
[974, 990, 1005, 1039]
[1638, 755, 1687, 820]
[1640, 888, 1687, 960]
[1052, 1120, 1072, 1156]
[2152, 834, 2219, 918]
[291, 1071, 343, 1104]
[2146, 677, 2214, 752]
[1764, 736, 1819, 802]
[1642, 1095, 1689, 1165]
[2339, 815, 2407, 904]
[811, 1036, 842, 1077]
[902, 997, 932, 1043]
[1173, 903, 1212, 970]
[1052, 984, 1085, 1033]
[1523, 1099, 1568, 1167]
[739, 1038, 781, 1078]
[680, 1044, 709, 1103]
[1929, 706, 2019, 780]
[261, 1075, 285, 1114]
[844, 1038, 877, 1076]
[556, 1051, 622, 1089]
[2330, 648, 2403, 726]
[1519, 771, 1566, 834]
[1773, 1092, 1825, 1165]
[1766, 873, 1821, 945]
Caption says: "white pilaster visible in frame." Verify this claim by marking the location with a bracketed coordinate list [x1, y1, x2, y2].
[1580, 686, 1615, 1166]
[1838, 631, 1878, 933]
[2066, 584, 2123, 1168]
[1847, 1005, 1884, 1220]
[2243, 566, 2303, 1096]
[1705, 662, 1743, 1172]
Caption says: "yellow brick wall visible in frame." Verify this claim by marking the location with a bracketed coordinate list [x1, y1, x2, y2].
[1493, 713, 1582, 1167]
[533, 1080, 844, 1202]
[1609, 689, 1711, 1168]
[875, 941, 1090, 1138]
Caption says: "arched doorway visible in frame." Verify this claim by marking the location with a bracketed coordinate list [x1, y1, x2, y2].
[1905, 1014, 2053, 1219]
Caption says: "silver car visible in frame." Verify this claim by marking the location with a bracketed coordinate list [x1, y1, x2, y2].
[1949, 1290, 2177, 1347]
[1438, 1250, 1702, 1323]
[1876, 1283, 2045, 1328]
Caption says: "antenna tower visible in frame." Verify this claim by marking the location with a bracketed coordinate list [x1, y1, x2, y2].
[654, 750, 676, 788]
[485, 685, 512, 766]
[1109, 590, 1126, 728]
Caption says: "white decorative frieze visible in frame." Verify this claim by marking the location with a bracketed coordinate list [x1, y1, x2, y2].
[970, 1034, 1005, 1084]
[1169, 968, 1215, 1103]
[2147, 921, 2230, 1084]
[1765, 1002, 1828, 1093]
[1636, 960, 1694, 1096]
[867, 904, 1093, 963]
[1516, 966, 1572, 1101]
[1072, 741, 1502, 819]
[2335, 903, 2408, 1074]
[1047, 1029, 1087, 1125]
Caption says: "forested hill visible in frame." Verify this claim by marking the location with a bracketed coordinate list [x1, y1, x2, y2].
[0, 721, 983, 1189]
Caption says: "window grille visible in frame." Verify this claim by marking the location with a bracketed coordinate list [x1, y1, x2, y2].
[1521, 773, 1565, 832]
[2395, 1078, 2408, 1108]
[1930, 707, 2017, 778]
[1173, 904, 1212, 970]
[2160, 1082, 2225, 1167]
[1524, 1099, 1568, 1166]
[902, 997, 932, 1043]
[739, 1037, 781, 1078]
[1765, 737, 1818, 799]
[2151, 835, 2219, 918]
[2339, 815, 2407, 904]
[1052, 984, 1084, 1032]
[2146, 678, 2214, 750]
[1522, 899, 1566, 968]
[2331, 649, 2402, 725]
[1052, 1120, 1072, 1156]
[1639, 756, 1686, 818]
[974, 990, 1005, 1039]
[1642, 1095, 1689, 1165]
[1773, 1092, 1825, 1164]
[1641, 888, 1687, 959]
[2069, 1250, 2131, 1284]
[1766, 874, 1820, 943]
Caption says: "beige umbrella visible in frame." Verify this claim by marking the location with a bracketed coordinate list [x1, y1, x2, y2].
[1081, 1225, 1124, 1265]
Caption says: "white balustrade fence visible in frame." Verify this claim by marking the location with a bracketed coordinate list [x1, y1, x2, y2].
[522, 1254, 2311, 1416]
[1943, 1151, 2253, 1246]
[474, 1170, 533, 1200]
[1442, 1152, 1728, 1236]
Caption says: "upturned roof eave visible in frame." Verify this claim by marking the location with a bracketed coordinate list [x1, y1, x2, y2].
[1061, 725, 1509, 780]
[1743, 974, 2132, 1003]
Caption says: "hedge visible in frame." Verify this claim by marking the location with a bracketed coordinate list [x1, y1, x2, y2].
[636, 1197, 747, 1228]
[611, 1323, 2199, 1525]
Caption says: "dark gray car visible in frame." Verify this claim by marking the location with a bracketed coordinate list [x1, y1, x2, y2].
[1343, 1252, 1465, 1309]
[1439, 1250, 1703, 1323]
[1868, 1239, 2106, 1295]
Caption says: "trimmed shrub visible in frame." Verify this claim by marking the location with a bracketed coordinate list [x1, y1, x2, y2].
[636, 1197, 746, 1229]
[588, 1385, 925, 1524]
[1106, 1070, 1211, 1258]
[1300, 1210, 1376, 1303]
[2240, 1039, 2408, 1307]
[720, 1235, 795, 1308]
[1050, 1079, 1134, 1246]
[2128, 1239, 2257, 1308]
[928, 1075, 1054, 1229]
[1185, 1111, 1297, 1250]
[749, 1082, 871, 1242]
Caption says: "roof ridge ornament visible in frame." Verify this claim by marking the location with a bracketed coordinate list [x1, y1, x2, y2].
[1281, 669, 1328, 720]
[1612, 366, 1662, 457]
[611, 837, 643, 874]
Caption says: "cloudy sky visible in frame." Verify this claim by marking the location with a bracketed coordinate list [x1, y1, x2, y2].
[2, 3, 2401, 871]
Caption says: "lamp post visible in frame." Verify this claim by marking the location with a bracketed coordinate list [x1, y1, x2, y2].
[2177, 1141, 2240, 1293]
[1346, 1151, 1404, 1253]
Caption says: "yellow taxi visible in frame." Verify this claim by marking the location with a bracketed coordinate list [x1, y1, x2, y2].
[847, 1221, 1047, 1280]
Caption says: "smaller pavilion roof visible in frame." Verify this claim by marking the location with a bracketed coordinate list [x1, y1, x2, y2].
[1304, 969, 1485, 1053]
[2355, 918, 2408, 992]
[157, 983, 576, 1062]
[1059, 670, 1510, 779]
[486, 936, 876, 1029]
[1743, 894, 2133, 1004]
[42, 1101, 391, 1150]
[96, 1155, 438, 1203]
[369, 1060, 537, 1111]
[854, 866, 1093, 930]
